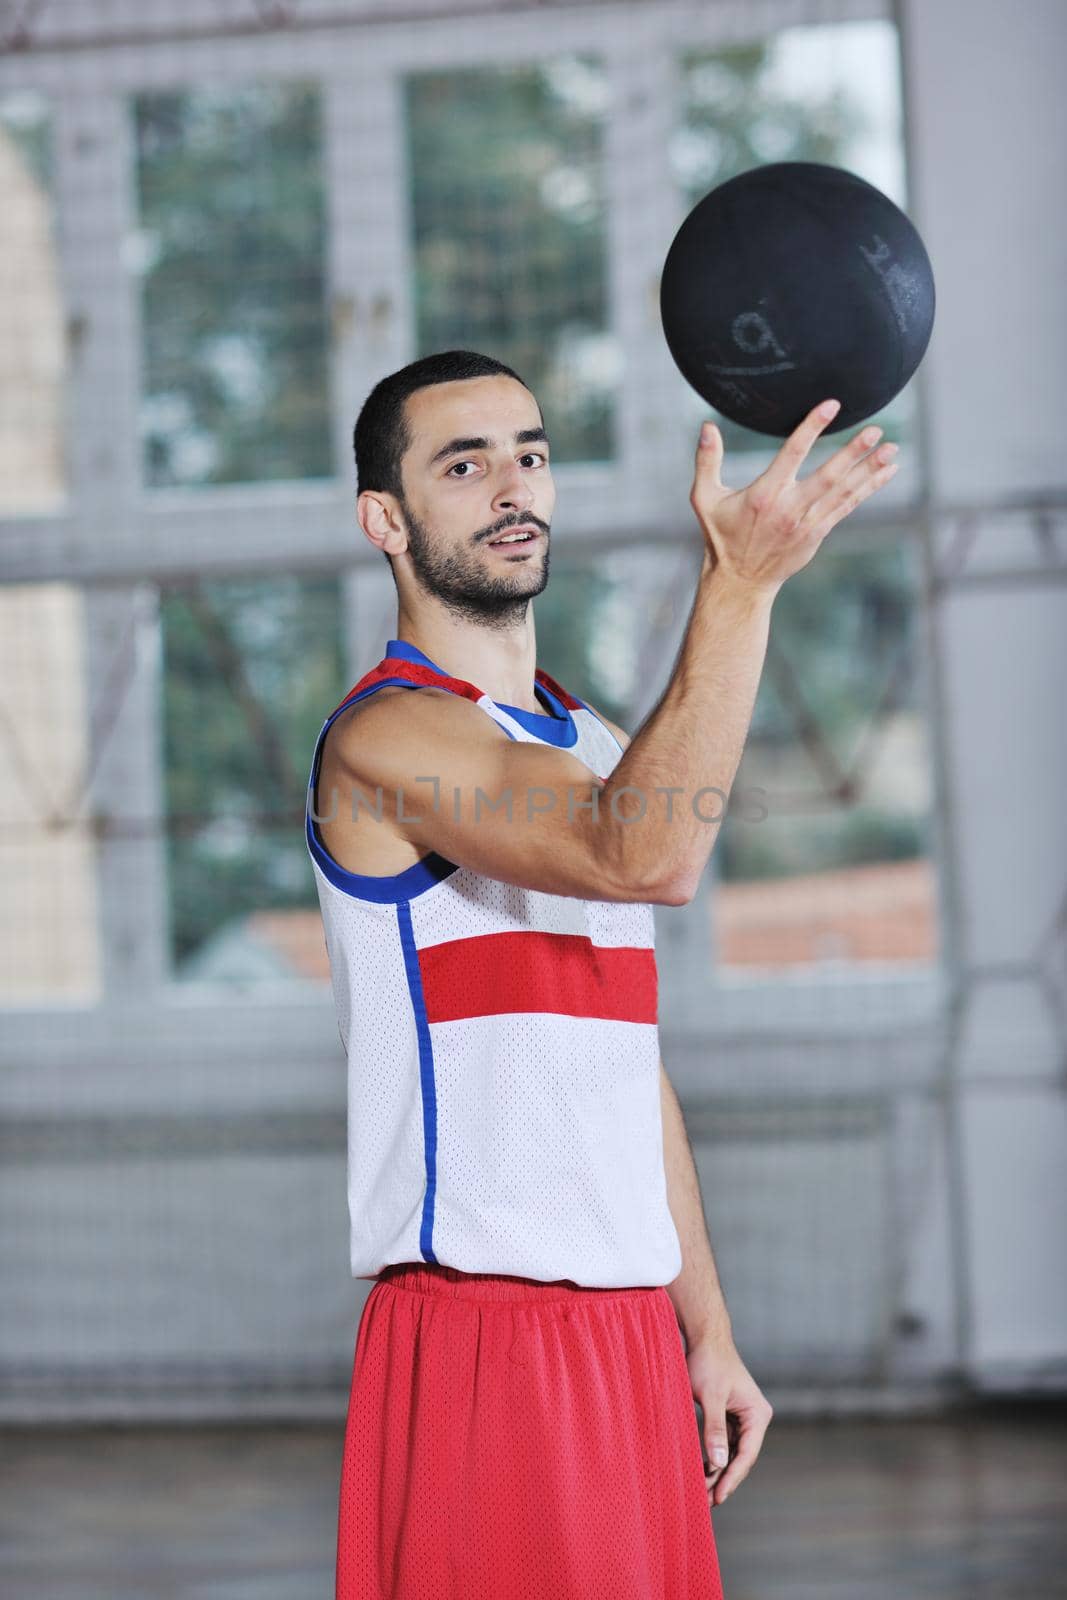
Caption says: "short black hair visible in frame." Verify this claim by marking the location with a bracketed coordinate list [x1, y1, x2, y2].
[353, 349, 541, 504]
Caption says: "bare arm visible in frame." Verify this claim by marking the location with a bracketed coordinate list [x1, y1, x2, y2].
[659, 1058, 732, 1350]
[331, 401, 897, 907]
[595, 566, 773, 903]
[326, 685, 682, 904]
[596, 401, 899, 902]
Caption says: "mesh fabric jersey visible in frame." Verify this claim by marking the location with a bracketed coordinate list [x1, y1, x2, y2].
[306, 639, 724, 1598]
[305, 638, 683, 1288]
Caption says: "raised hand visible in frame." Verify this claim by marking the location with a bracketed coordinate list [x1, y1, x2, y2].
[689, 400, 900, 597]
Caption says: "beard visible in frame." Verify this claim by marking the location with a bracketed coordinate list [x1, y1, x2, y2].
[395, 501, 551, 628]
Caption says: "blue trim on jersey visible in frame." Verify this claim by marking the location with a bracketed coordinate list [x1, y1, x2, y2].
[396, 900, 440, 1264]
[384, 638, 580, 749]
[304, 639, 592, 898]
[305, 676, 460, 902]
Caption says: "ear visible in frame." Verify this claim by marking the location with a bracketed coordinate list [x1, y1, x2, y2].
[358, 490, 407, 560]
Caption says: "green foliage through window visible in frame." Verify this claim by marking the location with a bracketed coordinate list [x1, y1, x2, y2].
[671, 23, 909, 455]
[133, 82, 331, 488]
[720, 540, 929, 881]
[405, 57, 616, 465]
[161, 575, 342, 974]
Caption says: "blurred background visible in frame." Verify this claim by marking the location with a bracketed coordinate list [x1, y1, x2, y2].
[1, 0, 1065, 1595]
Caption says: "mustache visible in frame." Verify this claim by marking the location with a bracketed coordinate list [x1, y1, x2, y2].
[479, 516, 550, 542]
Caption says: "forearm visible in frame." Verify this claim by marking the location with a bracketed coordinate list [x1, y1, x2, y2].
[601, 562, 775, 903]
[659, 1062, 733, 1350]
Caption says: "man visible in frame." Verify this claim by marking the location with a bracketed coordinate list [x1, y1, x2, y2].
[305, 348, 900, 1598]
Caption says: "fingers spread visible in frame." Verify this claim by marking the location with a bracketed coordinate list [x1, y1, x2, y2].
[795, 425, 888, 519]
[802, 448, 899, 537]
[752, 399, 840, 503]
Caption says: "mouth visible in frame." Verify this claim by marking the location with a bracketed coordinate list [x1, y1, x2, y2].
[487, 527, 542, 550]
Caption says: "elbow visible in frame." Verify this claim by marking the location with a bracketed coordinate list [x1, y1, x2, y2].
[656, 878, 695, 907]
[643, 865, 696, 907]
[601, 824, 695, 906]
[607, 867, 691, 907]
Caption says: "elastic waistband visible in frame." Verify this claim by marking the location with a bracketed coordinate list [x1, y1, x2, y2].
[374, 1260, 662, 1306]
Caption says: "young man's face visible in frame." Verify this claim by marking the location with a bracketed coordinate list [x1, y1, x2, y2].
[389, 374, 555, 619]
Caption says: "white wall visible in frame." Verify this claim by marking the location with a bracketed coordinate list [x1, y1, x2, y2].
[902, 0, 1067, 507]
[898, 0, 1067, 1386]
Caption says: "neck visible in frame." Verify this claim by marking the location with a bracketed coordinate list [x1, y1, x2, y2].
[394, 609, 540, 712]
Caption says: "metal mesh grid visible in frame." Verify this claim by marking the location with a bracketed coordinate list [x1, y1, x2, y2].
[0, 0, 993, 1416]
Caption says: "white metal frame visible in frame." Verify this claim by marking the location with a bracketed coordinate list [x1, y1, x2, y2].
[1, 0, 943, 1064]
[1, 0, 904, 586]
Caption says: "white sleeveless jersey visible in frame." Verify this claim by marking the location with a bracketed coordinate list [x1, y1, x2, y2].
[305, 638, 682, 1288]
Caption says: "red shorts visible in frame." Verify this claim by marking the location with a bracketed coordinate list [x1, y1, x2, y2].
[336, 1261, 725, 1599]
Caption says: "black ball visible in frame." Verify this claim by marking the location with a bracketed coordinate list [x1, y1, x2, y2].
[660, 161, 936, 437]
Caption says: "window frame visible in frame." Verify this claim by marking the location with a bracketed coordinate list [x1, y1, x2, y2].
[0, 0, 943, 1052]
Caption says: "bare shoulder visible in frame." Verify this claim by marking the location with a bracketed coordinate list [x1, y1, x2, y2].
[330, 680, 438, 730]
[314, 680, 659, 900]
[329, 680, 501, 759]
[315, 684, 473, 875]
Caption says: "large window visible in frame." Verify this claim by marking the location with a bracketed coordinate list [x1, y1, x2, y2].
[0, 9, 936, 1002]
[132, 82, 331, 489]
[0, 91, 65, 516]
[161, 574, 342, 985]
[404, 56, 615, 465]
[715, 541, 937, 971]
[660, 20, 936, 974]
[670, 20, 911, 458]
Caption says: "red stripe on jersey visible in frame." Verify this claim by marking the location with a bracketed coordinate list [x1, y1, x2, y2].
[534, 666, 585, 711]
[418, 929, 658, 1025]
[329, 660, 486, 719]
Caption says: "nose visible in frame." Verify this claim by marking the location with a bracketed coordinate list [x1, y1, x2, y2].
[491, 458, 534, 515]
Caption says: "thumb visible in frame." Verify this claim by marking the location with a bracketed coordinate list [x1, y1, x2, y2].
[703, 1410, 731, 1475]
[693, 420, 724, 495]
[697, 419, 722, 457]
